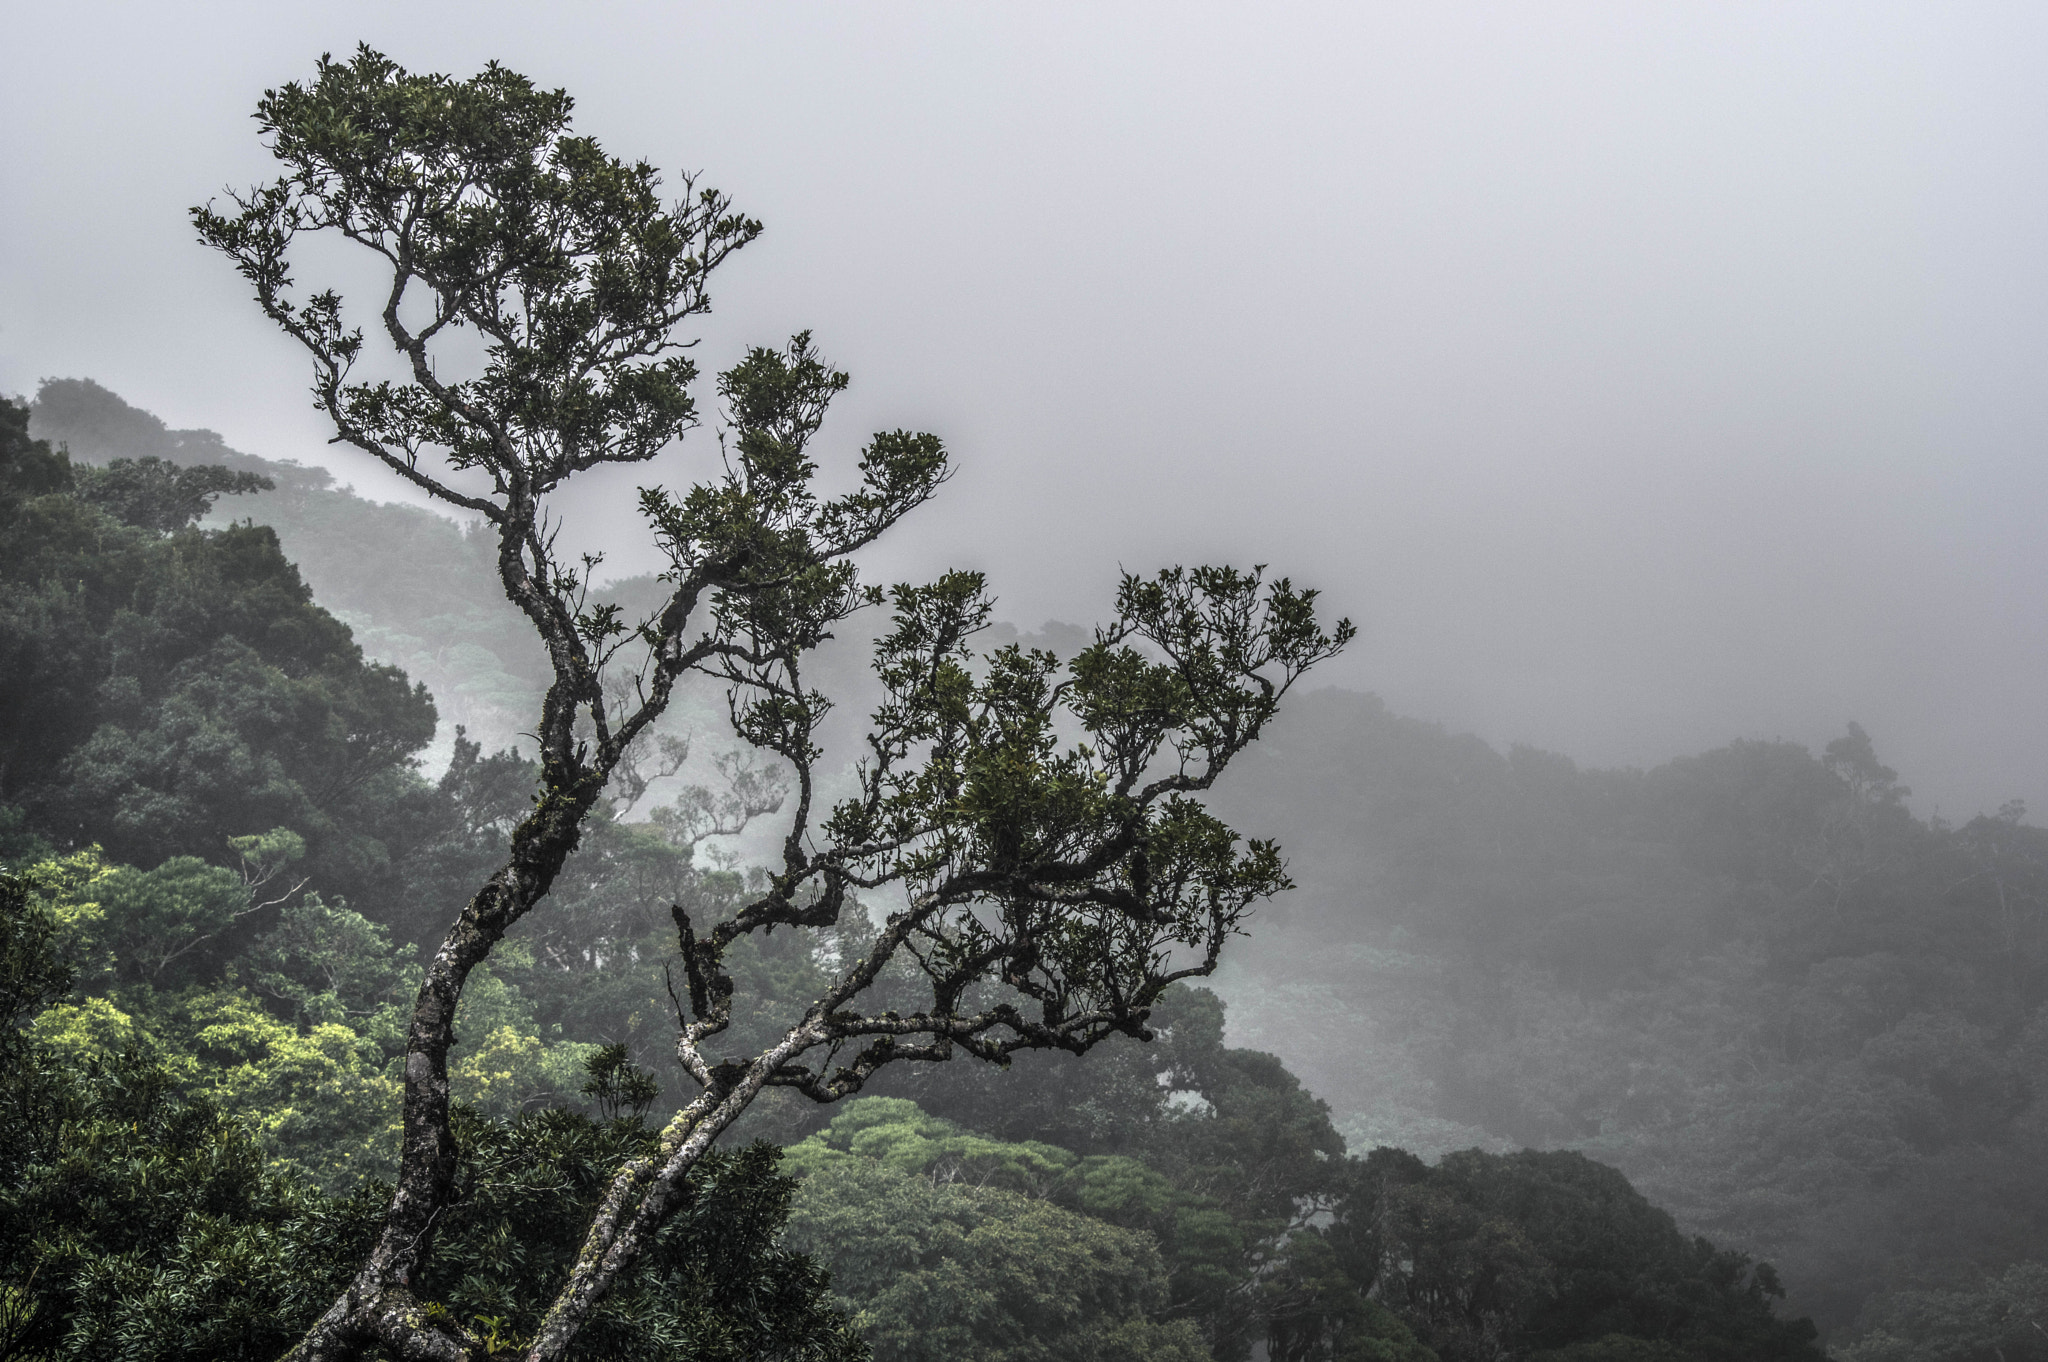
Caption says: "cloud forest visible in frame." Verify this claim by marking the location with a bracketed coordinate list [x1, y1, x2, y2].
[6, 40, 2047, 1362]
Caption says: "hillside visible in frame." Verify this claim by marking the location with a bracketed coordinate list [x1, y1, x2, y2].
[1210, 689, 2048, 1337]
[15, 378, 2037, 1352]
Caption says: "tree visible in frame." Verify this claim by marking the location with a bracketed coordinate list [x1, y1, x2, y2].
[777, 1089, 1361, 1361]
[784, 1158, 1208, 1362]
[0, 396, 438, 900]
[1328, 1148, 1823, 1362]
[70, 455, 273, 534]
[194, 47, 1349, 1361]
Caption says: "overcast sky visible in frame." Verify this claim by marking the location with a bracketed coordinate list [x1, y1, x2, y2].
[5, 2, 2046, 818]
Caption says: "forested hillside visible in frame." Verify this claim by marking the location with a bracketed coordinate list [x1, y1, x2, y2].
[8, 380, 2026, 1359]
[1210, 692, 2048, 1348]
[29, 378, 547, 760]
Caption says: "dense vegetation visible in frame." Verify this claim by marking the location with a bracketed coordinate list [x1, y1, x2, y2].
[0, 383, 1845, 1359]
[1211, 691, 2048, 1349]
[28, 376, 546, 761]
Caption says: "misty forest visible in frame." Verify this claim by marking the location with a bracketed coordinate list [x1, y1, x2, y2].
[6, 33, 2048, 1362]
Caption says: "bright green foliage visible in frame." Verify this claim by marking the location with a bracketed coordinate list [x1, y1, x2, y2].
[785, 1097, 1207, 1236]
[1, 871, 864, 1359]
[0, 868, 373, 1358]
[784, 1159, 1206, 1362]
[784, 1098, 1078, 1192]
[0, 1041, 378, 1362]
[5, 841, 423, 1188]
[168, 988, 406, 1188]
[27, 985, 405, 1189]
[447, 1021, 595, 1121]
[27, 995, 153, 1064]
[5, 848, 112, 985]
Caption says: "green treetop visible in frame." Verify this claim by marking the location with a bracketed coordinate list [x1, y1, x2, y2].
[194, 46, 1349, 1362]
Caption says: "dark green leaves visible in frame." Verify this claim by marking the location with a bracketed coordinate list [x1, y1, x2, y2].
[580, 1044, 660, 1123]
[0, 407, 438, 894]
[194, 45, 763, 505]
[797, 564, 1344, 1067]
[639, 336, 949, 589]
[0, 873, 73, 1033]
[71, 456, 272, 534]
[1107, 565, 1356, 787]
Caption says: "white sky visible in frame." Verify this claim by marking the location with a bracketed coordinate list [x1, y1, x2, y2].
[5, 2, 2046, 818]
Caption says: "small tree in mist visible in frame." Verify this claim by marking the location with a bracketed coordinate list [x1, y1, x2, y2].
[194, 47, 1350, 1362]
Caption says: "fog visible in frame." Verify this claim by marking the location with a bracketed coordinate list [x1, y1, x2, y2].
[6, 1, 2046, 818]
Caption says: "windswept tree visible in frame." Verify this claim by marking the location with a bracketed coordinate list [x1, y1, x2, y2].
[195, 47, 1351, 1362]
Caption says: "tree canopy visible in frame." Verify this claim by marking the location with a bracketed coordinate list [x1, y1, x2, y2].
[192, 46, 1349, 1362]
[0, 396, 437, 899]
